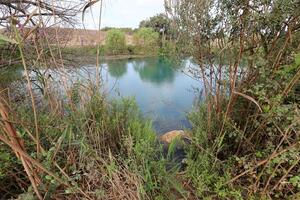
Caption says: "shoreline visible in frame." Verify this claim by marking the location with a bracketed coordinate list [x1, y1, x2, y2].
[63, 53, 155, 65]
[101, 54, 153, 61]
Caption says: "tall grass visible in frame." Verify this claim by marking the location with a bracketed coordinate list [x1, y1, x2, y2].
[1, 81, 187, 199]
[0, 5, 185, 199]
[166, 0, 300, 198]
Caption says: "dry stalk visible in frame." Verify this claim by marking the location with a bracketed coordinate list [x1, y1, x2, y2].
[13, 26, 41, 158]
[0, 101, 42, 199]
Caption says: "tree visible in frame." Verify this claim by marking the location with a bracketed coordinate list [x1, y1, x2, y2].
[166, 0, 300, 198]
[139, 13, 173, 39]
[105, 29, 126, 55]
[0, 0, 92, 67]
[102, 27, 134, 34]
[0, 0, 85, 27]
[133, 28, 159, 54]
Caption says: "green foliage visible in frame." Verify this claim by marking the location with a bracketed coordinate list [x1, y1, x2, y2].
[102, 27, 134, 34]
[1, 0, 299, 199]
[0, 66, 23, 88]
[295, 53, 300, 66]
[184, 53, 300, 199]
[133, 28, 159, 54]
[169, 0, 300, 198]
[290, 176, 300, 189]
[123, 110, 185, 199]
[0, 88, 186, 199]
[105, 29, 126, 55]
[159, 40, 177, 58]
[59, 27, 176, 57]
[186, 105, 243, 199]
[139, 13, 174, 39]
[126, 45, 136, 55]
[0, 39, 7, 47]
[16, 192, 36, 200]
[61, 45, 106, 57]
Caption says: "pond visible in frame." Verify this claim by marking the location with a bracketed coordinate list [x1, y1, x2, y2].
[1, 57, 203, 134]
[96, 57, 201, 133]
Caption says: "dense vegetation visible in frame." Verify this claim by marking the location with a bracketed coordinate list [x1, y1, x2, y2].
[133, 28, 159, 55]
[59, 27, 163, 59]
[60, 13, 175, 59]
[0, 0, 300, 199]
[105, 29, 127, 55]
[165, 0, 300, 198]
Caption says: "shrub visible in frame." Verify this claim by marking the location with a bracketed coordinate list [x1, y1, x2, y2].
[0, 84, 186, 199]
[126, 45, 136, 55]
[159, 40, 176, 58]
[133, 28, 159, 55]
[105, 29, 126, 55]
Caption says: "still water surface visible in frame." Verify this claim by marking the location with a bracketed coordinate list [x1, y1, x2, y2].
[1, 57, 202, 134]
[99, 57, 201, 133]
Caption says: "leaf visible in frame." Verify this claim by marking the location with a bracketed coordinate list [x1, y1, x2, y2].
[0, 33, 17, 44]
[65, 189, 72, 194]
[233, 91, 262, 112]
[295, 53, 300, 65]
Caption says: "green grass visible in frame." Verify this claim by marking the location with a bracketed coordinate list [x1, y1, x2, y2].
[0, 65, 23, 87]
[0, 89, 186, 199]
[0, 40, 7, 46]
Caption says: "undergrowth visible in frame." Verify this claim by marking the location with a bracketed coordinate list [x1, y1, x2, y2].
[0, 91, 185, 199]
[183, 54, 300, 199]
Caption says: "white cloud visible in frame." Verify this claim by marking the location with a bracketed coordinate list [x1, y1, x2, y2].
[82, 0, 165, 29]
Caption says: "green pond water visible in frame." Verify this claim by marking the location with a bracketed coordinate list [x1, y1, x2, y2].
[101, 57, 201, 133]
[0, 57, 202, 134]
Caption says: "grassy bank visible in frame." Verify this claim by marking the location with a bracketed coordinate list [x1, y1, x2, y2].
[1, 0, 300, 199]
[0, 87, 187, 199]
[1, 47, 299, 200]
[60, 45, 154, 65]
[59, 44, 175, 65]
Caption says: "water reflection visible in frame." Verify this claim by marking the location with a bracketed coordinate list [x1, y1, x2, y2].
[3, 58, 201, 134]
[132, 58, 175, 84]
[107, 59, 128, 78]
[104, 57, 201, 133]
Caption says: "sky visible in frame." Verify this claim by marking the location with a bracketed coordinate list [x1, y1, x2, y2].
[82, 0, 165, 30]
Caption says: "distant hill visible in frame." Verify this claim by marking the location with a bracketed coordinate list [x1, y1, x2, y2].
[41, 27, 135, 46]
[0, 27, 134, 46]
